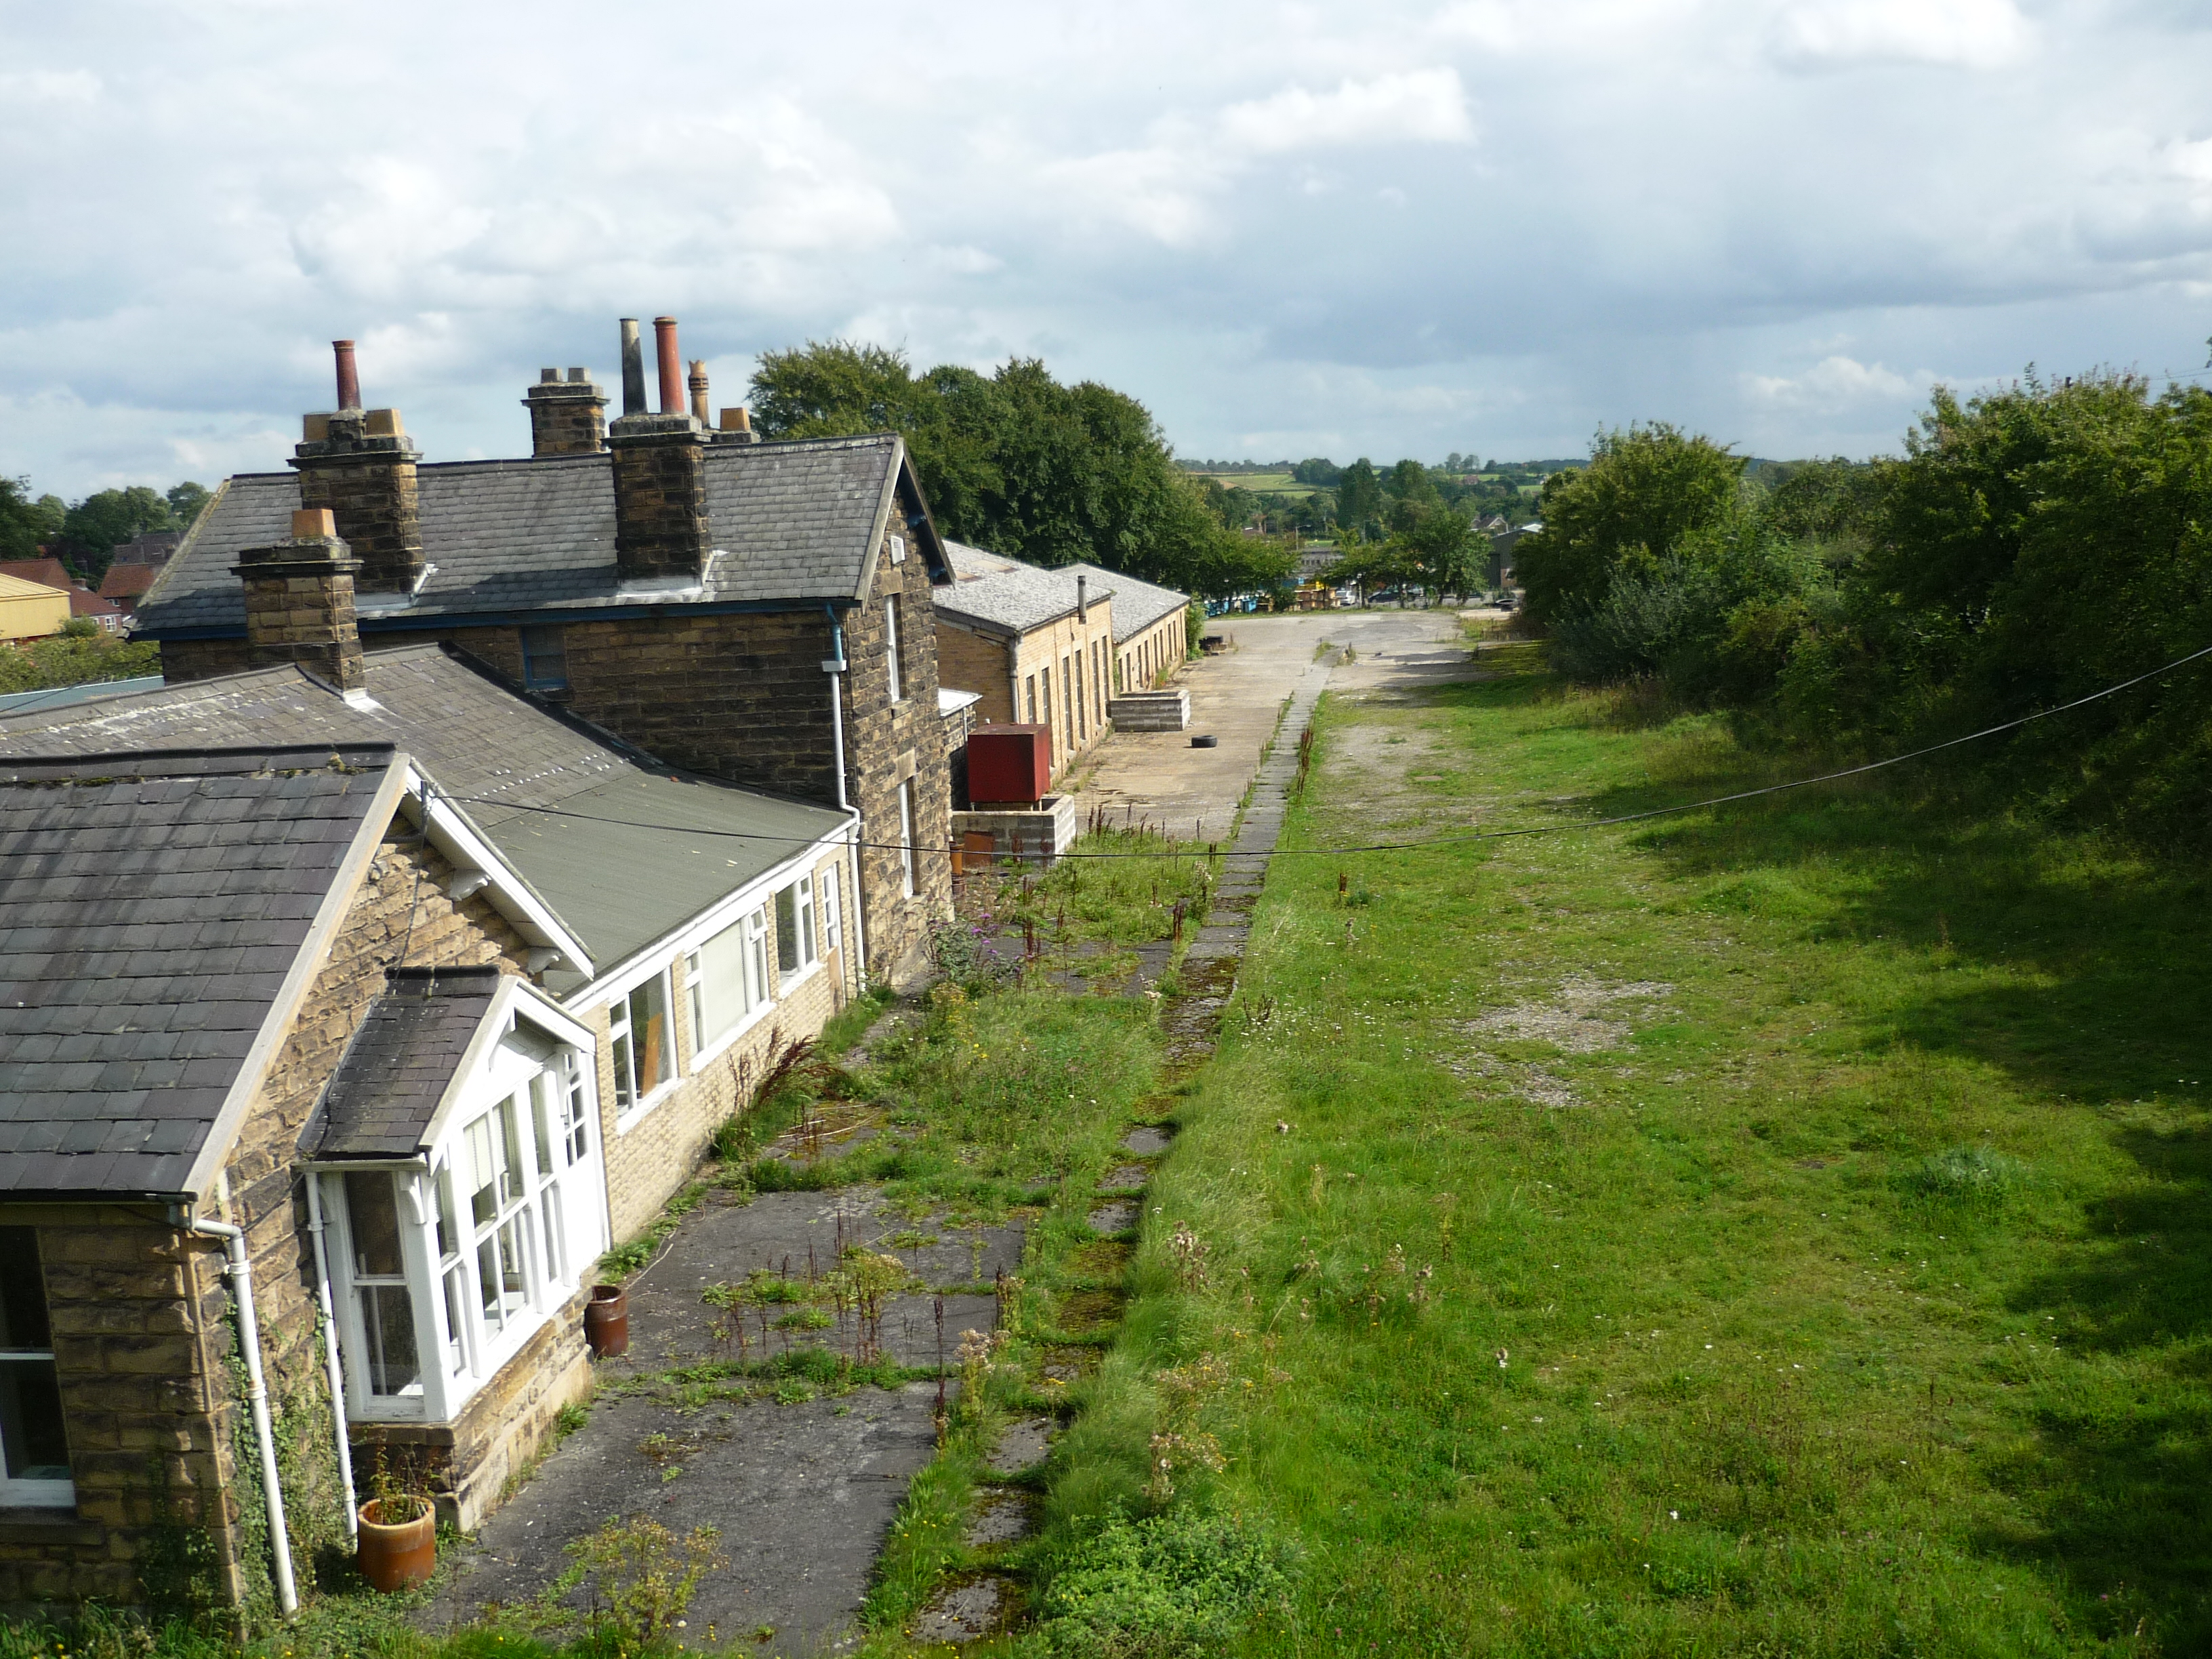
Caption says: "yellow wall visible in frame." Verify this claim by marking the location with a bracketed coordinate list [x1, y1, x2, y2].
[0, 583, 71, 644]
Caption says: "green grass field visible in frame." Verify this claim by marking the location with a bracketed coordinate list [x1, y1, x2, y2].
[1038, 642, 2210, 1655]
[1191, 471, 1317, 499]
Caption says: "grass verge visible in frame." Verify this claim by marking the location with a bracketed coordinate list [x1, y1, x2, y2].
[1033, 648, 2211, 1655]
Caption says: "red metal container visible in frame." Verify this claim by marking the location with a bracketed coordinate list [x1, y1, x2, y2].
[966, 725, 1052, 806]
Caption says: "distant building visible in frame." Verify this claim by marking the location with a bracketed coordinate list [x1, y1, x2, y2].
[0, 558, 125, 632]
[0, 572, 72, 643]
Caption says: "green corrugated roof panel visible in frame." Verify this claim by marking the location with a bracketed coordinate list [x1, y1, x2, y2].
[470, 770, 848, 994]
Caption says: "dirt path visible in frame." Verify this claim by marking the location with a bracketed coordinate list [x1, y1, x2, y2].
[1069, 610, 1464, 840]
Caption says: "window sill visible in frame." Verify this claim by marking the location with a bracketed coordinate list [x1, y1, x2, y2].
[614, 1078, 682, 1134]
[0, 1507, 91, 1545]
[690, 997, 780, 1077]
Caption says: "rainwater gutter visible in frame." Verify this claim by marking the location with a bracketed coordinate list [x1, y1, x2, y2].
[188, 1217, 299, 1616]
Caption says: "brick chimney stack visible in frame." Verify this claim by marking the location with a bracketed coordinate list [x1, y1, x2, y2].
[525, 366, 608, 456]
[608, 315, 711, 582]
[290, 341, 424, 595]
[232, 508, 366, 693]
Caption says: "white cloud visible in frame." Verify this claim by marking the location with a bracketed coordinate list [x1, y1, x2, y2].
[1770, 0, 2030, 71]
[1, 1, 2211, 490]
[1217, 68, 1474, 156]
[0, 69, 100, 102]
[1744, 354, 1929, 407]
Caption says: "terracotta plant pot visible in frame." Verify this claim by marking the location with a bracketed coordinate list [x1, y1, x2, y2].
[585, 1283, 630, 1357]
[356, 1496, 435, 1593]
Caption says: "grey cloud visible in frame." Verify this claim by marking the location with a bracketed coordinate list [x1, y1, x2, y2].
[2, 0, 2211, 494]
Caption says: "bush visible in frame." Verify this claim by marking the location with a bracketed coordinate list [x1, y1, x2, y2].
[1030, 1506, 1297, 1658]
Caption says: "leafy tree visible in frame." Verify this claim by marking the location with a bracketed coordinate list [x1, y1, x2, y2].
[57, 487, 175, 581]
[0, 478, 54, 560]
[1515, 424, 1746, 628]
[1291, 457, 1342, 488]
[1334, 459, 1383, 537]
[165, 481, 213, 528]
[750, 340, 1261, 597]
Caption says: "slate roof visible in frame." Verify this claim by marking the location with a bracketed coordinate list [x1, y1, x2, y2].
[133, 434, 948, 638]
[308, 966, 504, 1160]
[1065, 562, 1190, 640]
[934, 541, 1085, 635]
[0, 645, 851, 994]
[933, 542, 1189, 644]
[0, 745, 394, 1198]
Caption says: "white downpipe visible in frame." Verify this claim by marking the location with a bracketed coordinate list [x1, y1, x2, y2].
[190, 1218, 299, 1617]
[823, 606, 869, 985]
[303, 1176, 359, 1542]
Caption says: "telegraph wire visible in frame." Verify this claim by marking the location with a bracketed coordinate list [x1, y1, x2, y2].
[435, 636, 2212, 863]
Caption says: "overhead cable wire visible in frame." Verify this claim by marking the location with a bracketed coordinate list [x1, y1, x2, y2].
[436, 636, 2212, 863]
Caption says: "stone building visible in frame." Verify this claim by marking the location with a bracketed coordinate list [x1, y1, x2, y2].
[131, 323, 956, 984]
[0, 556, 868, 1609]
[931, 541, 1119, 782]
[930, 543, 1192, 784]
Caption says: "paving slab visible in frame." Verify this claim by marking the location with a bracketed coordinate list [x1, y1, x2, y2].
[1073, 612, 1462, 840]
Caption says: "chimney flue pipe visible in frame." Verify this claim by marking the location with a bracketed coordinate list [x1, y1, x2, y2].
[654, 317, 682, 416]
[619, 319, 646, 415]
[688, 359, 710, 424]
[333, 340, 361, 411]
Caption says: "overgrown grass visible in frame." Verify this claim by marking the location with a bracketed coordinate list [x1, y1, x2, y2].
[1038, 650, 2212, 1655]
[987, 827, 1217, 947]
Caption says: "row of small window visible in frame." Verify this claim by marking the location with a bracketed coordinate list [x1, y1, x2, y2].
[609, 872, 838, 1114]
[344, 1053, 594, 1408]
[1023, 638, 1110, 758]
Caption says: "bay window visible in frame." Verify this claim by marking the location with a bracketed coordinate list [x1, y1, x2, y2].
[821, 867, 842, 959]
[325, 1033, 602, 1425]
[0, 1228, 70, 1508]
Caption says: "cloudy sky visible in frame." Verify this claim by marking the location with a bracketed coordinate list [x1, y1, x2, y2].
[4, 0, 2211, 496]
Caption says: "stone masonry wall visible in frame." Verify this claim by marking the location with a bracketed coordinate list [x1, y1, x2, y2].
[293, 434, 423, 596]
[0, 1204, 222, 1610]
[840, 498, 954, 982]
[0, 817, 535, 1613]
[933, 621, 1015, 724]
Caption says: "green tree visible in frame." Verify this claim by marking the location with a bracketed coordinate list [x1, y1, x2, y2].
[750, 340, 1256, 597]
[1334, 459, 1383, 536]
[1515, 424, 1746, 628]
[165, 481, 213, 528]
[58, 487, 175, 581]
[0, 478, 54, 560]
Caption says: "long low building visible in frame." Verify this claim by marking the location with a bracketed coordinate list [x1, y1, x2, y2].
[930, 541, 1191, 785]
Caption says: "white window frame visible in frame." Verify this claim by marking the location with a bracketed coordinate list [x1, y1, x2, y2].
[884, 597, 903, 704]
[888, 533, 907, 564]
[775, 875, 819, 981]
[325, 1036, 604, 1425]
[685, 904, 774, 1073]
[899, 779, 917, 899]
[820, 866, 842, 958]
[0, 1229, 73, 1509]
[607, 967, 677, 1121]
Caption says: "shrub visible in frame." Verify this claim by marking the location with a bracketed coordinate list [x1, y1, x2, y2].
[1031, 1506, 1297, 1658]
